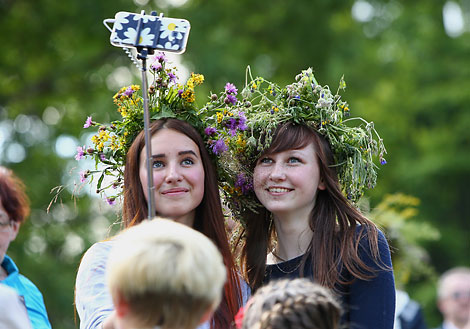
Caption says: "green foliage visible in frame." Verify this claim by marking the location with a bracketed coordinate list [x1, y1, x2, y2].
[1, 0, 469, 328]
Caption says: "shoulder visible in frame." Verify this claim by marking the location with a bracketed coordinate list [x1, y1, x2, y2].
[77, 240, 115, 275]
[355, 225, 391, 260]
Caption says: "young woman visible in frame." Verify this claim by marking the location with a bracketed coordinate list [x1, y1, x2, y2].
[75, 118, 248, 329]
[241, 122, 395, 329]
[205, 68, 395, 329]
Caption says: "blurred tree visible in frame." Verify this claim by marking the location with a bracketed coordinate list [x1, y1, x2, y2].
[1, 0, 469, 328]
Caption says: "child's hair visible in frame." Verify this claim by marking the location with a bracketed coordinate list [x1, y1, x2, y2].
[242, 278, 341, 329]
[106, 217, 227, 329]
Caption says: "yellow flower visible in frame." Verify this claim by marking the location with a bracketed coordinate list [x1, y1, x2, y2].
[182, 89, 195, 103]
[190, 73, 204, 86]
[216, 112, 223, 123]
[251, 82, 257, 89]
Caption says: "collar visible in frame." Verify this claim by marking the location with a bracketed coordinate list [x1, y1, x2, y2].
[1, 255, 19, 277]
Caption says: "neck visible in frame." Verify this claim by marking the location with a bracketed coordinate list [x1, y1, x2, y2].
[272, 212, 313, 261]
[167, 210, 195, 228]
[0, 264, 7, 280]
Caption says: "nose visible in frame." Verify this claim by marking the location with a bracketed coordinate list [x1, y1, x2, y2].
[269, 162, 286, 181]
[164, 162, 183, 184]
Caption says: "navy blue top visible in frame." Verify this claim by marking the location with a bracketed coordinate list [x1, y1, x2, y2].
[264, 228, 395, 329]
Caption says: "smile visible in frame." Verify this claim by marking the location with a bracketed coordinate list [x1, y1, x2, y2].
[267, 187, 292, 193]
[161, 188, 189, 195]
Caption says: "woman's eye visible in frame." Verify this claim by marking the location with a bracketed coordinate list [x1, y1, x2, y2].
[259, 157, 273, 165]
[288, 157, 301, 164]
[152, 161, 164, 169]
[181, 158, 194, 166]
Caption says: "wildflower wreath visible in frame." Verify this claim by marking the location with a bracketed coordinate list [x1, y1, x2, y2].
[200, 67, 387, 222]
[76, 52, 204, 204]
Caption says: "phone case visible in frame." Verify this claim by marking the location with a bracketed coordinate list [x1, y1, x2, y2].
[105, 11, 191, 54]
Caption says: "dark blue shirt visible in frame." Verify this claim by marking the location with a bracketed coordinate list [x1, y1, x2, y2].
[264, 228, 395, 329]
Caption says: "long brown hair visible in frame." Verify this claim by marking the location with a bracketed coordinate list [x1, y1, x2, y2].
[123, 118, 242, 329]
[242, 122, 384, 291]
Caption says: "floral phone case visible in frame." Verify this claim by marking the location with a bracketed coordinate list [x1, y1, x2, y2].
[104, 11, 191, 53]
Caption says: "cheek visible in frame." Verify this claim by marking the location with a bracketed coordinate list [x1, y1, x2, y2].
[253, 167, 265, 194]
[188, 167, 205, 195]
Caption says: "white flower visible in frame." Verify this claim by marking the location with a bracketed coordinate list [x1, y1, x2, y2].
[114, 16, 129, 31]
[137, 27, 155, 47]
[122, 27, 155, 47]
[132, 14, 157, 24]
[159, 20, 189, 42]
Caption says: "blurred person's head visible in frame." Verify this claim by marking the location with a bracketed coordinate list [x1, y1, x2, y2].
[106, 217, 227, 329]
[241, 278, 341, 329]
[437, 267, 470, 328]
[0, 167, 29, 266]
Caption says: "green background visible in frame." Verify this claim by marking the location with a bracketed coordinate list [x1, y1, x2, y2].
[1, 0, 469, 327]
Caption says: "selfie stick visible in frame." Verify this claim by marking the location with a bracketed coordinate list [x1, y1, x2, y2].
[104, 10, 159, 219]
[104, 10, 191, 219]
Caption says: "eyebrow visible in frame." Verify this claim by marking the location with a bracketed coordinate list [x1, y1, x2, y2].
[151, 150, 198, 158]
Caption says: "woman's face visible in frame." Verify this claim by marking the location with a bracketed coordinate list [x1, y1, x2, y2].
[0, 198, 19, 264]
[139, 129, 205, 227]
[253, 142, 325, 220]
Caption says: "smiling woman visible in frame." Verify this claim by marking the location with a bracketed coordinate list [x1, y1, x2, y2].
[75, 118, 248, 329]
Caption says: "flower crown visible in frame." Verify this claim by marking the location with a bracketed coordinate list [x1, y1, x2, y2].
[76, 53, 204, 204]
[200, 67, 387, 221]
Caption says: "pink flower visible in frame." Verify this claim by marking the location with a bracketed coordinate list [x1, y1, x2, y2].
[106, 197, 116, 205]
[75, 146, 85, 161]
[79, 170, 88, 183]
[83, 116, 93, 128]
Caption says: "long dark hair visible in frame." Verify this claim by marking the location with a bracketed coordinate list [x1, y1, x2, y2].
[242, 122, 384, 291]
[123, 118, 242, 329]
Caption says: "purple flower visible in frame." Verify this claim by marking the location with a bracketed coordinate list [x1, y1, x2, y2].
[178, 89, 184, 97]
[79, 170, 88, 183]
[154, 52, 166, 63]
[226, 94, 237, 105]
[380, 158, 387, 165]
[228, 123, 237, 136]
[225, 82, 238, 95]
[99, 153, 106, 161]
[211, 139, 228, 155]
[106, 197, 116, 205]
[151, 62, 162, 71]
[238, 112, 247, 131]
[83, 116, 93, 128]
[168, 72, 177, 83]
[235, 173, 253, 194]
[123, 86, 135, 97]
[75, 146, 85, 161]
[204, 127, 217, 136]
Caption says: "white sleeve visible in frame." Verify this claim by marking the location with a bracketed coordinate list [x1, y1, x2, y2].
[75, 240, 115, 329]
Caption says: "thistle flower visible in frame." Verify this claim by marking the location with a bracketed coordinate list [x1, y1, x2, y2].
[79, 170, 89, 183]
[204, 127, 217, 136]
[226, 94, 237, 105]
[225, 82, 238, 95]
[83, 116, 93, 128]
[211, 139, 228, 155]
[75, 146, 85, 161]
[151, 62, 162, 71]
[154, 52, 166, 63]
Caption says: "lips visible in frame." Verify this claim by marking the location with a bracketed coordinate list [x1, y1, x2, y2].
[267, 187, 292, 193]
[161, 187, 189, 195]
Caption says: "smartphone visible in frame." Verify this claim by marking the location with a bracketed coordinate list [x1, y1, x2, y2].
[104, 11, 191, 54]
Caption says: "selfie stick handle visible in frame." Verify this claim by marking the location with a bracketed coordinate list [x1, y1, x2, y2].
[137, 50, 156, 219]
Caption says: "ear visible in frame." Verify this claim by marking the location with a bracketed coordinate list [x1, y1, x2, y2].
[113, 290, 130, 318]
[318, 178, 326, 191]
